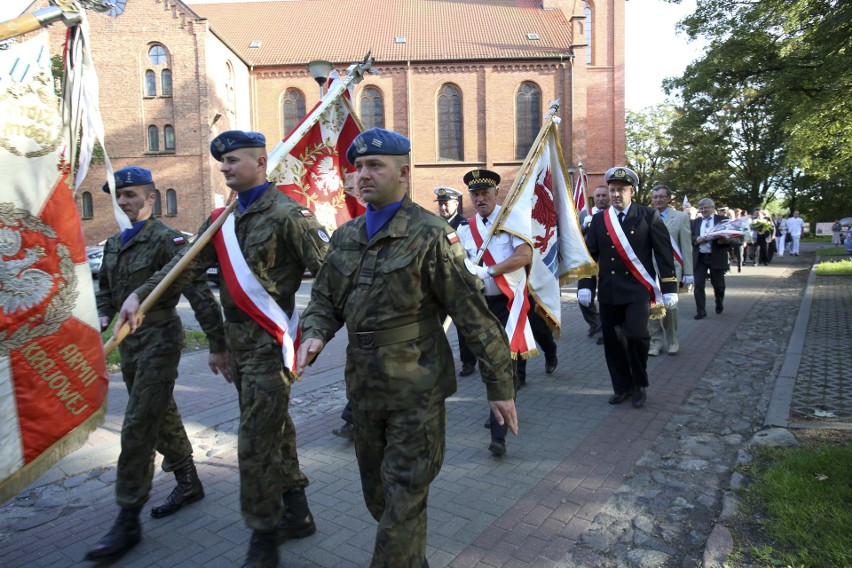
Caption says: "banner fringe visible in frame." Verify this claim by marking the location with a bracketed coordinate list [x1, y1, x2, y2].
[0, 401, 106, 504]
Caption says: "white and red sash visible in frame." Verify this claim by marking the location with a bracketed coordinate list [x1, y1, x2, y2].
[211, 208, 299, 372]
[670, 234, 683, 267]
[468, 216, 535, 357]
[604, 208, 664, 309]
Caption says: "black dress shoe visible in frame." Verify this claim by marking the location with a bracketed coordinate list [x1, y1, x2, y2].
[587, 328, 597, 337]
[596, 336, 604, 345]
[716, 306, 724, 314]
[488, 439, 506, 456]
[545, 357, 558, 374]
[459, 364, 476, 377]
[332, 422, 355, 440]
[694, 312, 706, 320]
[608, 392, 630, 405]
[632, 387, 647, 408]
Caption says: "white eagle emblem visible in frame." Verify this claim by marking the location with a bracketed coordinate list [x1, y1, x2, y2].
[0, 227, 53, 314]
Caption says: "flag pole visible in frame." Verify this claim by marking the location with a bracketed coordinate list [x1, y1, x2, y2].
[105, 52, 375, 355]
[473, 99, 561, 264]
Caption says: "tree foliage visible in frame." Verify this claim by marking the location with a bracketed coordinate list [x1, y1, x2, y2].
[625, 104, 676, 205]
[660, 0, 851, 218]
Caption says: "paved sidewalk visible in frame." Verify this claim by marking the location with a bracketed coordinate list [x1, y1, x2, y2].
[0, 243, 846, 567]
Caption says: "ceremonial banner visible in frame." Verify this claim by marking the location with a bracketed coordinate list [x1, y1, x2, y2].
[497, 122, 597, 339]
[269, 74, 364, 233]
[0, 33, 108, 502]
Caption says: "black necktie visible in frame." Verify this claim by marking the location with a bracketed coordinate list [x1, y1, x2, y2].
[481, 216, 489, 225]
[618, 212, 625, 224]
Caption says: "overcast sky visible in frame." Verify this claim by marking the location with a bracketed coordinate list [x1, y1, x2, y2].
[3, 0, 705, 111]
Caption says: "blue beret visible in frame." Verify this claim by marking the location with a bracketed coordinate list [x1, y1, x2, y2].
[604, 166, 639, 188]
[102, 166, 153, 193]
[210, 130, 266, 162]
[346, 128, 411, 166]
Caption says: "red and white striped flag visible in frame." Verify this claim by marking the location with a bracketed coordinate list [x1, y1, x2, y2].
[269, 73, 364, 233]
[1, 32, 109, 502]
[573, 168, 587, 214]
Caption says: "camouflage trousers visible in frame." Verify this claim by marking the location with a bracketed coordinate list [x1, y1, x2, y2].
[116, 332, 193, 509]
[231, 342, 309, 531]
[352, 402, 446, 568]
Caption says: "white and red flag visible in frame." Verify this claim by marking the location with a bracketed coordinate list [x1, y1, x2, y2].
[269, 73, 364, 233]
[0, 33, 108, 501]
[495, 121, 596, 342]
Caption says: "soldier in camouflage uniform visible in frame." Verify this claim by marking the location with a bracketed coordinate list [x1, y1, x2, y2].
[298, 128, 519, 568]
[117, 132, 329, 568]
[86, 166, 228, 562]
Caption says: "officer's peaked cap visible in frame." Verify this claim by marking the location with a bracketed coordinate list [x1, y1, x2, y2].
[463, 169, 501, 191]
[604, 166, 639, 188]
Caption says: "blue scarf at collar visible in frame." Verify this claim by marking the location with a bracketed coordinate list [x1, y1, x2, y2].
[365, 199, 404, 240]
[237, 181, 272, 212]
[120, 219, 148, 246]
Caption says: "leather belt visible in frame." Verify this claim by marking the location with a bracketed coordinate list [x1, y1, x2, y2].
[348, 317, 441, 349]
[143, 308, 178, 324]
[223, 307, 251, 322]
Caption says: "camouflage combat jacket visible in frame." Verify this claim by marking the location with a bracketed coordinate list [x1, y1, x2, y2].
[97, 217, 226, 353]
[135, 185, 328, 353]
[301, 196, 514, 410]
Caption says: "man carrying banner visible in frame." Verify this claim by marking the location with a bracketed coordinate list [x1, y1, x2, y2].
[647, 184, 693, 356]
[116, 131, 329, 567]
[86, 167, 228, 561]
[297, 128, 518, 568]
[578, 167, 678, 409]
[457, 169, 531, 455]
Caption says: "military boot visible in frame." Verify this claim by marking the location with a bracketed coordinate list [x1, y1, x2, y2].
[242, 530, 278, 568]
[150, 460, 204, 518]
[84, 506, 142, 561]
[276, 486, 316, 543]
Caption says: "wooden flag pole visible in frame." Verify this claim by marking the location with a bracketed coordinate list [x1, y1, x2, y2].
[105, 52, 375, 355]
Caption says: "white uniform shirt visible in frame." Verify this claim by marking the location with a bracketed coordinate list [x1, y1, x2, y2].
[457, 205, 527, 296]
[787, 217, 805, 237]
[698, 215, 714, 254]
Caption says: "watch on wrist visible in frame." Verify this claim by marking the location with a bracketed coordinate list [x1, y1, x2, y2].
[487, 266, 495, 277]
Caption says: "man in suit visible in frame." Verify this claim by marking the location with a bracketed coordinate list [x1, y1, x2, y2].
[577, 185, 609, 345]
[648, 184, 693, 356]
[578, 167, 678, 409]
[692, 198, 732, 319]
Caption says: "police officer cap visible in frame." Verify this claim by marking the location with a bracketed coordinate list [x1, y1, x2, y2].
[604, 166, 639, 188]
[345, 128, 411, 166]
[463, 169, 501, 191]
[102, 166, 154, 194]
[434, 187, 461, 202]
[210, 130, 266, 162]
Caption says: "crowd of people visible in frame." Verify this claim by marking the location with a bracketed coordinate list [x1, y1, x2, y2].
[88, 124, 818, 568]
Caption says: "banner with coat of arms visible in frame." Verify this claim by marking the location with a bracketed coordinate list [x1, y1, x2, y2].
[0, 33, 109, 502]
[269, 73, 364, 232]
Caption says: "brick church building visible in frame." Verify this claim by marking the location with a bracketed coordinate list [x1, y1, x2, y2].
[36, 0, 626, 243]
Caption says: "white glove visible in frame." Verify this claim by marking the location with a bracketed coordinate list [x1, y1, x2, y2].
[582, 215, 592, 228]
[663, 293, 679, 309]
[464, 258, 490, 281]
[682, 275, 694, 286]
[577, 289, 592, 307]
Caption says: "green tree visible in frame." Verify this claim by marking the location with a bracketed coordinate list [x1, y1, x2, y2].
[664, 0, 852, 218]
[625, 104, 676, 205]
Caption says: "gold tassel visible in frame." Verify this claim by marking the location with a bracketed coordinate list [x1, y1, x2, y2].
[649, 303, 667, 320]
